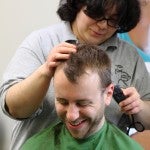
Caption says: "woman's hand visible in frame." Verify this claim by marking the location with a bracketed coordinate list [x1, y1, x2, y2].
[44, 42, 76, 78]
[119, 87, 144, 115]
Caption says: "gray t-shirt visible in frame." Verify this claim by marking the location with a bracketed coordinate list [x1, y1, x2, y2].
[1, 21, 150, 150]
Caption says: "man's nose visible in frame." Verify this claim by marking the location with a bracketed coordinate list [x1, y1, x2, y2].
[96, 20, 108, 29]
[66, 105, 80, 121]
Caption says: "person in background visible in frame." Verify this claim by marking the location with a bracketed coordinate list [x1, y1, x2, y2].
[0, 0, 150, 149]
[21, 44, 143, 150]
[118, 0, 150, 72]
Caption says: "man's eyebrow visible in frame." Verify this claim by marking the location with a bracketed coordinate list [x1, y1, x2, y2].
[76, 99, 90, 101]
[56, 97, 66, 101]
[56, 97, 92, 102]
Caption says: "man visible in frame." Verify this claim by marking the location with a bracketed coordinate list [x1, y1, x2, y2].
[1, 0, 150, 149]
[21, 44, 143, 150]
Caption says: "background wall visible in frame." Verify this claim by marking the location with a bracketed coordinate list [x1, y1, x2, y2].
[0, 0, 59, 149]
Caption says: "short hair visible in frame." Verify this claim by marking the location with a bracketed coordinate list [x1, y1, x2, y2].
[62, 43, 112, 89]
[57, 0, 140, 33]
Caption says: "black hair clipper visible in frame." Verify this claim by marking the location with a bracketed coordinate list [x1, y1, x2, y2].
[113, 85, 127, 103]
[113, 85, 145, 134]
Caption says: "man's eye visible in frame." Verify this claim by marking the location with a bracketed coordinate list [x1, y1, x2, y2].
[77, 101, 90, 107]
[57, 99, 68, 105]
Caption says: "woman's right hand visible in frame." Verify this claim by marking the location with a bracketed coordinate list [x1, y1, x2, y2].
[45, 42, 76, 78]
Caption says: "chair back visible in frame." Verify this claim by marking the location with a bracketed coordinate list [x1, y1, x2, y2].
[131, 130, 150, 150]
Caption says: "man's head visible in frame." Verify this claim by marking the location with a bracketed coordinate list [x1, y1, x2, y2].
[57, 0, 140, 33]
[53, 43, 114, 139]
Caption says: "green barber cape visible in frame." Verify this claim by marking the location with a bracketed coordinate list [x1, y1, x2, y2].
[21, 121, 143, 150]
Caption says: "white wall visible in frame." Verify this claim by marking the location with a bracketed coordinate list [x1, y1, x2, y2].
[0, 0, 59, 149]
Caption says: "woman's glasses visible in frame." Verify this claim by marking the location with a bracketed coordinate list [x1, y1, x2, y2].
[83, 9, 120, 28]
[94, 17, 119, 28]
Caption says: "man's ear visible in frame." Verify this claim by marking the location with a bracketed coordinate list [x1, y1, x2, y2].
[104, 83, 114, 106]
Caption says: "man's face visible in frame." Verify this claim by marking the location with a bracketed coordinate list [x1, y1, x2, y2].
[54, 68, 113, 139]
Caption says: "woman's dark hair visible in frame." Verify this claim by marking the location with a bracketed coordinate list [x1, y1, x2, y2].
[57, 0, 141, 33]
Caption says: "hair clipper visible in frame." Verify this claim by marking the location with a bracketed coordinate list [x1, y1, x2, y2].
[113, 85, 127, 103]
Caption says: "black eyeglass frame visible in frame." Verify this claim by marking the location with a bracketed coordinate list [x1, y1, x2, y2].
[94, 17, 120, 28]
[83, 10, 120, 29]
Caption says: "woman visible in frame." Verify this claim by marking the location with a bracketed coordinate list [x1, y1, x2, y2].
[1, 0, 150, 149]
